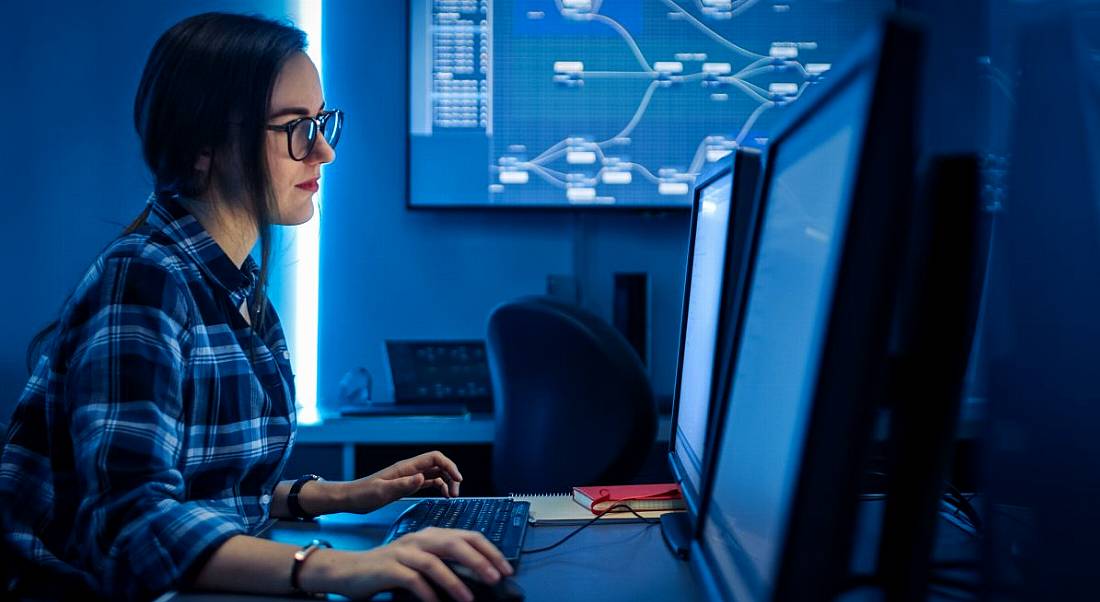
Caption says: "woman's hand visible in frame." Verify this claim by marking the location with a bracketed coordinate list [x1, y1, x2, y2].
[341, 451, 464, 514]
[306, 528, 514, 602]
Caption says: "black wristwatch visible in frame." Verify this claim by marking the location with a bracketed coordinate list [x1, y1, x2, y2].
[288, 474, 322, 521]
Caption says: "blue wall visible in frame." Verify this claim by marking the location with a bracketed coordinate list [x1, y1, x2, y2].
[0, 0, 298, 421]
[0, 0, 691, 422]
[317, 0, 689, 410]
[7, 0, 1010, 424]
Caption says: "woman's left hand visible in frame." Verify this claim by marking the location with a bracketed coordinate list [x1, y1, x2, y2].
[341, 451, 464, 514]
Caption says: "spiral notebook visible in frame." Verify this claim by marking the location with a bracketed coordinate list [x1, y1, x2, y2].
[511, 492, 678, 525]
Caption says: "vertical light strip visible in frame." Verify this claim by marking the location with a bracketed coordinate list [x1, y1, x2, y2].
[486, 0, 493, 137]
[292, 0, 323, 424]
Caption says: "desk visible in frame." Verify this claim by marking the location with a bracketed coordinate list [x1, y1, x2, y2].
[165, 499, 702, 601]
[162, 498, 979, 602]
[298, 415, 672, 481]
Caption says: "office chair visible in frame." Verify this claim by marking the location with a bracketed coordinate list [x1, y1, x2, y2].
[486, 296, 657, 494]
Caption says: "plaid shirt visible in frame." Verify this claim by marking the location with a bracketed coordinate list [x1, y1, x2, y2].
[0, 195, 297, 600]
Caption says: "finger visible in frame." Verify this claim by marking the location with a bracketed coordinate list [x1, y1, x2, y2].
[416, 466, 452, 481]
[419, 450, 464, 484]
[375, 453, 437, 480]
[421, 529, 502, 585]
[418, 477, 448, 497]
[458, 529, 513, 576]
[435, 471, 460, 498]
[392, 473, 425, 498]
[398, 548, 474, 602]
[388, 564, 438, 602]
[418, 468, 460, 497]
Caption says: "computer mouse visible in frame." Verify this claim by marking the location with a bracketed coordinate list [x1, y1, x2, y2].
[389, 562, 525, 602]
[445, 563, 525, 601]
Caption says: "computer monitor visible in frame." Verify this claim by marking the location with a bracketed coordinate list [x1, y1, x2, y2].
[384, 340, 493, 413]
[690, 17, 923, 601]
[874, 155, 984, 598]
[665, 148, 764, 556]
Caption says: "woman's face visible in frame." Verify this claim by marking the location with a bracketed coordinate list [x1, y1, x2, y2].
[265, 51, 335, 225]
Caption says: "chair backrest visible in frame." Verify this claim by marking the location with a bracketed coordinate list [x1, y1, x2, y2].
[486, 296, 657, 494]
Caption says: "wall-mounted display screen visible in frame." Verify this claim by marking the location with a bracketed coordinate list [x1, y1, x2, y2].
[408, 0, 887, 208]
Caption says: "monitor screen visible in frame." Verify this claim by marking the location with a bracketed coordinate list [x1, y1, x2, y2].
[384, 340, 493, 412]
[672, 166, 733, 506]
[698, 68, 873, 600]
[408, 0, 889, 208]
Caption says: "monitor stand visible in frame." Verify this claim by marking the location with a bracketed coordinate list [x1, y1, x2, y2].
[660, 511, 692, 560]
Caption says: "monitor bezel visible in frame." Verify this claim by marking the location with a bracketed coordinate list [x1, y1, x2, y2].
[667, 147, 765, 528]
[690, 16, 924, 601]
[666, 156, 731, 518]
[667, 153, 731, 519]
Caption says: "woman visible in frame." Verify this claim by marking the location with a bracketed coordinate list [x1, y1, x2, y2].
[0, 12, 510, 602]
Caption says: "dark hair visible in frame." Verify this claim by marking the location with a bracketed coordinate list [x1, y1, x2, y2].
[133, 12, 306, 324]
[27, 13, 307, 372]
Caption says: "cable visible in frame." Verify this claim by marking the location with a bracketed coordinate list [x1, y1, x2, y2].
[520, 503, 661, 555]
[942, 482, 983, 533]
[938, 484, 982, 539]
[860, 467, 984, 537]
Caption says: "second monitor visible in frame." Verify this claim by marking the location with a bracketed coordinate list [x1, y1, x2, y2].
[691, 16, 924, 602]
[664, 146, 765, 558]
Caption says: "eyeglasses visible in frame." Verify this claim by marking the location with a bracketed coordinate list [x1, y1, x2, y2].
[266, 109, 343, 161]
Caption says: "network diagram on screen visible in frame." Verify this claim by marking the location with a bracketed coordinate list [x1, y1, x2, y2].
[409, 0, 886, 208]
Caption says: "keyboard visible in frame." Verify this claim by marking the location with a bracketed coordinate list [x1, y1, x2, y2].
[383, 498, 531, 565]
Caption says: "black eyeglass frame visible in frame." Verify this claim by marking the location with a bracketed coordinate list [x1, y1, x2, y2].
[265, 109, 343, 161]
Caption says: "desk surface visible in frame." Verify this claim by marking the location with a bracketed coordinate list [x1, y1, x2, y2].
[166, 499, 701, 601]
[163, 497, 981, 602]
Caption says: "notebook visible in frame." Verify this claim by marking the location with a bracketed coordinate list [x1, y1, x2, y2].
[573, 483, 684, 514]
[512, 493, 679, 526]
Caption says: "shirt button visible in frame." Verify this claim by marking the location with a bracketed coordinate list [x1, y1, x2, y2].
[282, 351, 290, 360]
[260, 494, 271, 505]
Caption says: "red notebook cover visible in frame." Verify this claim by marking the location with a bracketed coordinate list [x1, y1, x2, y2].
[572, 483, 685, 514]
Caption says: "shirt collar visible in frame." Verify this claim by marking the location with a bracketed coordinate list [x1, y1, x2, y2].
[146, 193, 260, 308]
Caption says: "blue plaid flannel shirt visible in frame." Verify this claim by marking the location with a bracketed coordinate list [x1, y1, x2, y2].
[0, 194, 297, 600]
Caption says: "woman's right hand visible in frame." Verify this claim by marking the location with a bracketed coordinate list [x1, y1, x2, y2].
[305, 527, 514, 602]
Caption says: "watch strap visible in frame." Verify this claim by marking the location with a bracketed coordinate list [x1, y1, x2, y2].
[288, 473, 322, 521]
